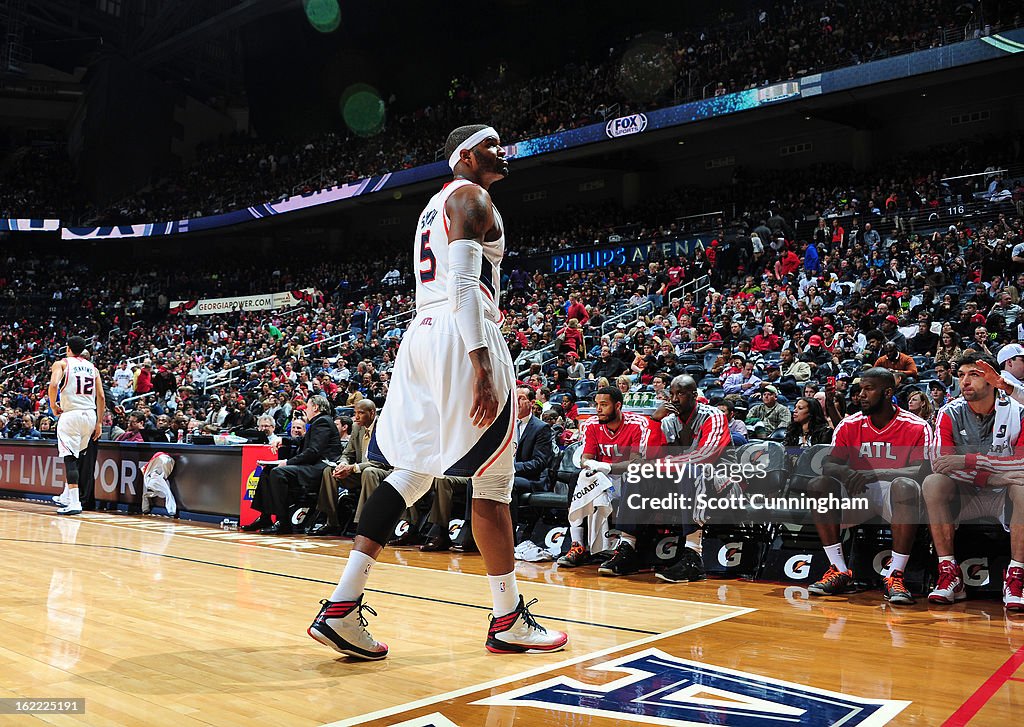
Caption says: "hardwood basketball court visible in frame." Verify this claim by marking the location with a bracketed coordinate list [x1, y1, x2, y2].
[1, 500, 1021, 726]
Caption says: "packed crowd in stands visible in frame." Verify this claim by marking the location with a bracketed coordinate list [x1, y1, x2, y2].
[1, 127, 1022, 459]
[2, 0, 1019, 224]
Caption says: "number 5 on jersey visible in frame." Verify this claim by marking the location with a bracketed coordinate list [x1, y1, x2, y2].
[419, 230, 436, 283]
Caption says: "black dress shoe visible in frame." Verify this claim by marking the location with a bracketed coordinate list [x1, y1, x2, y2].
[241, 517, 271, 532]
[310, 524, 341, 537]
[420, 536, 452, 552]
[451, 540, 478, 553]
[388, 531, 425, 547]
[260, 522, 293, 535]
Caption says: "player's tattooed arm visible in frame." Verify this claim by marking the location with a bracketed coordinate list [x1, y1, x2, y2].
[446, 186, 494, 243]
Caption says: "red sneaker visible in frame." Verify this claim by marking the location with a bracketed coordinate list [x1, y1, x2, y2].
[928, 560, 967, 605]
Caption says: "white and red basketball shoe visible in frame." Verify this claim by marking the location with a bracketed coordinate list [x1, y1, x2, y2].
[486, 596, 568, 654]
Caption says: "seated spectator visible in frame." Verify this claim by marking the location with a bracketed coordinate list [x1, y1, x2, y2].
[909, 320, 939, 357]
[881, 315, 908, 352]
[722, 360, 762, 400]
[716, 399, 748, 445]
[565, 351, 586, 380]
[115, 412, 147, 442]
[929, 380, 950, 411]
[13, 413, 42, 440]
[875, 342, 919, 380]
[512, 386, 554, 498]
[311, 399, 395, 537]
[591, 345, 627, 381]
[145, 413, 174, 443]
[784, 397, 833, 449]
[224, 399, 256, 431]
[968, 325, 997, 358]
[779, 347, 811, 384]
[252, 414, 279, 444]
[335, 415, 352, 448]
[906, 389, 936, 428]
[933, 331, 964, 365]
[751, 321, 780, 352]
[746, 385, 792, 439]
[650, 372, 672, 404]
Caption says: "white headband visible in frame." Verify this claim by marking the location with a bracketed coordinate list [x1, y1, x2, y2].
[448, 126, 499, 170]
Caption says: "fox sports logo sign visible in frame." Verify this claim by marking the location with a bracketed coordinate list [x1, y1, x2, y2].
[605, 113, 648, 139]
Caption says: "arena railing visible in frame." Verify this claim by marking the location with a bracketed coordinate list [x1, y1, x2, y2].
[0, 335, 98, 375]
[375, 307, 416, 336]
[199, 326, 359, 395]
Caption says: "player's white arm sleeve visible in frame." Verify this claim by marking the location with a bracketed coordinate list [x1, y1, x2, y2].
[447, 239, 488, 352]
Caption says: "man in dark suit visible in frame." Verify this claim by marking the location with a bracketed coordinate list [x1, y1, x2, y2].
[242, 418, 305, 531]
[261, 395, 344, 534]
[309, 399, 393, 536]
[512, 387, 554, 497]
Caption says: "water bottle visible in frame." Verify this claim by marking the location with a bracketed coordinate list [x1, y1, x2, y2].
[220, 518, 238, 531]
[177, 430, 184, 444]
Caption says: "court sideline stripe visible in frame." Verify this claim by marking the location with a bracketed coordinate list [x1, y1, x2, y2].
[0, 537, 658, 636]
[321, 606, 756, 727]
[941, 642, 1024, 726]
[2, 507, 745, 609]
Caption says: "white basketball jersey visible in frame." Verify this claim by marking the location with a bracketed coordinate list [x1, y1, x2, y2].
[414, 178, 504, 324]
[60, 356, 100, 412]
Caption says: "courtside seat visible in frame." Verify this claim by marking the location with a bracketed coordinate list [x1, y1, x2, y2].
[736, 440, 788, 496]
[785, 443, 831, 495]
[574, 378, 597, 400]
[684, 364, 707, 380]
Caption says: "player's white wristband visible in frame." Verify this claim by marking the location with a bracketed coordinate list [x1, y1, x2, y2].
[448, 238, 488, 352]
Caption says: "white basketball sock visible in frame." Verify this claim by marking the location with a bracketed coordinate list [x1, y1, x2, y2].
[331, 551, 375, 603]
[569, 525, 586, 546]
[617, 532, 637, 549]
[67, 486, 80, 508]
[823, 542, 847, 572]
[488, 571, 521, 617]
[886, 552, 909, 576]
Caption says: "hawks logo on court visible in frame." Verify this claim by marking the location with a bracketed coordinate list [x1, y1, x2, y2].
[475, 648, 909, 726]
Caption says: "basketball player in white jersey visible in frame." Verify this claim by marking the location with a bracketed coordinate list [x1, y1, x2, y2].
[48, 336, 104, 515]
[309, 125, 568, 659]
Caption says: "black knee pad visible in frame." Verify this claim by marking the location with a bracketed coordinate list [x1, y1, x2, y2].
[63, 455, 80, 485]
[356, 482, 408, 546]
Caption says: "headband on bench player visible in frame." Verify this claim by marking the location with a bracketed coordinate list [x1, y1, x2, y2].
[448, 126, 500, 171]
